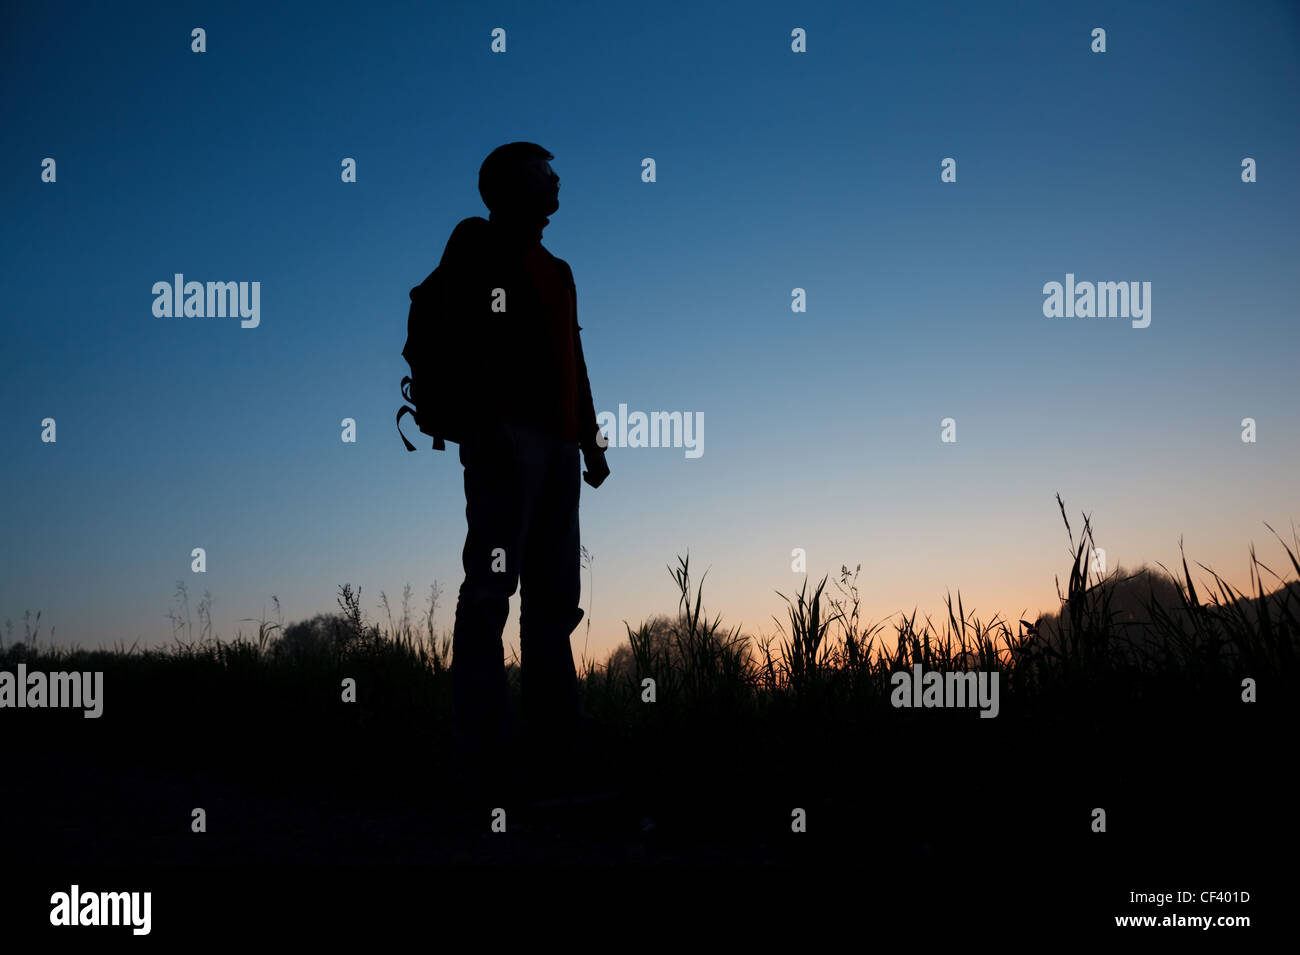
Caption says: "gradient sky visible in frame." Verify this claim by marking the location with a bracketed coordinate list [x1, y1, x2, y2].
[2, 0, 1297, 662]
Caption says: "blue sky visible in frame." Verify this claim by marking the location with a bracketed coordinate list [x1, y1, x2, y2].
[2, 0, 1297, 658]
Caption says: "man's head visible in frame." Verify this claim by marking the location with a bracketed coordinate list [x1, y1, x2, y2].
[478, 142, 560, 219]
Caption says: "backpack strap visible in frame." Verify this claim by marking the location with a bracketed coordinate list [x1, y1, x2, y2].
[396, 404, 418, 452]
[396, 377, 445, 452]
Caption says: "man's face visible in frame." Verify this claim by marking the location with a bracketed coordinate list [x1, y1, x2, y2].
[516, 157, 560, 215]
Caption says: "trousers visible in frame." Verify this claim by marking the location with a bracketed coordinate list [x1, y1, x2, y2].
[450, 420, 584, 752]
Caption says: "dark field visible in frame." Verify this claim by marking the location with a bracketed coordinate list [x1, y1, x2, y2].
[3, 507, 1293, 936]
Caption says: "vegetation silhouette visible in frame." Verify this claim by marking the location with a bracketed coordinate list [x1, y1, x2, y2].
[3, 499, 1294, 877]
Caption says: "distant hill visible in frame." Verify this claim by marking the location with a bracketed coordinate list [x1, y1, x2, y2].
[1033, 563, 1300, 657]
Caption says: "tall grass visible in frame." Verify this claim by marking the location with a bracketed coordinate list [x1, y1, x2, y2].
[4, 499, 1295, 747]
[576, 498, 1299, 730]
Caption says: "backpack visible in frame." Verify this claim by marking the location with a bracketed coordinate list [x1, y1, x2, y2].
[397, 261, 469, 452]
[399, 216, 546, 452]
[399, 217, 505, 453]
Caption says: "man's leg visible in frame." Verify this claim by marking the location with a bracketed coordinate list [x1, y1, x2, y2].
[451, 426, 544, 757]
[517, 427, 584, 747]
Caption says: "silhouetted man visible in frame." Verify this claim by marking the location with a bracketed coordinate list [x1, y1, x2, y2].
[435, 142, 609, 781]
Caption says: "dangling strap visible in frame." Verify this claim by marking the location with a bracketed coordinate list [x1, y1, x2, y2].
[396, 404, 418, 452]
[397, 377, 444, 451]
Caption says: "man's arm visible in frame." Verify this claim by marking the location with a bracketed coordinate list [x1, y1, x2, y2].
[575, 322, 601, 455]
[568, 268, 609, 487]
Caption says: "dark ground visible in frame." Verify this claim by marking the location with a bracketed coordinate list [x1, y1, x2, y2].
[1, 681, 1288, 940]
